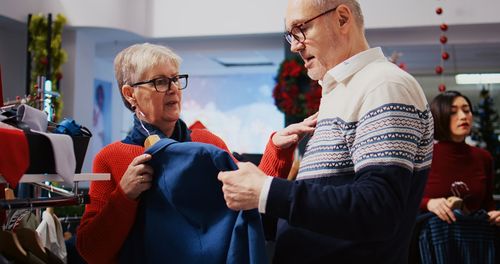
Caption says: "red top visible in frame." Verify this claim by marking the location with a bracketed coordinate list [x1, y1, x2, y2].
[420, 141, 495, 212]
[76, 129, 294, 264]
[0, 127, 29, 188]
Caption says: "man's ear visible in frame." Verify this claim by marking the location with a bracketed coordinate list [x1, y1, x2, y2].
[336, 4, 351, 28]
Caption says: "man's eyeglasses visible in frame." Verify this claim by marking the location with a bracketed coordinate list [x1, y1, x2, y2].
[284, 6, 338, 44]
[131, 74, 189, 92]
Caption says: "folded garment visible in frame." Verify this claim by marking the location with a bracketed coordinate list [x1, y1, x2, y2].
[30, 131, 76, 188]
[17, 104, 48, 132]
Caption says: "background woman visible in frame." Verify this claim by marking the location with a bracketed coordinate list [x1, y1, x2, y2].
[420, 90, 500, 225]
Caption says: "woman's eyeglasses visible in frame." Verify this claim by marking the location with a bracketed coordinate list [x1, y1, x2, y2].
[131, 74, 189, 92]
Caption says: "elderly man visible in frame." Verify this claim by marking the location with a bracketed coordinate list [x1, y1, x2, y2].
[218, 0, 433, 263]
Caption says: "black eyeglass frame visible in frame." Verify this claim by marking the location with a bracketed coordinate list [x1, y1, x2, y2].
[131, 74, 189, 92]
[284, 6, 338, 44]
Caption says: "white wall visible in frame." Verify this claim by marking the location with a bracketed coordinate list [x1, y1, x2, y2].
[0, 21, 26, 101]
[1, 0, 500, 38]
[360, 0, 500, 29]
[0, 0, 150, 37]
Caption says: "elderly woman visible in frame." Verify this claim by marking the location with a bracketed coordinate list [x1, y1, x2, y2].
[420, 91, 500, 225]
[76, 43, 313, 263]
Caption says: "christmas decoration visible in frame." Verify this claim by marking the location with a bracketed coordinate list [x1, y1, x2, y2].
[388, 51, 407, 71]
[28, 13, 67, 121]
[435, 5, 449, 92]
[438, 84, 446, 92]
[273, 57, 321, 119]
[472, 88, 500, 194]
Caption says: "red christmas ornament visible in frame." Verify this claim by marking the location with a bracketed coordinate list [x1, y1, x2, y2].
[438, 84, 446, 92]
[440, 23, 448, 31]
[440, 36, 448, 44]
[441, 52, 450, 60]
[435, 7, 443, 15]
[435, 65, 444, 74]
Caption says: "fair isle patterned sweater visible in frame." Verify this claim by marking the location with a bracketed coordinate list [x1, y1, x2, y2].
[266, 48, 434, 264]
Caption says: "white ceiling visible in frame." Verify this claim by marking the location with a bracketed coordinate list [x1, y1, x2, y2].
[91, 23, 500, 78]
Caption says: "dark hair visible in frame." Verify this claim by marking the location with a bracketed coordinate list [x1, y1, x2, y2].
[430, 91, 473, 141]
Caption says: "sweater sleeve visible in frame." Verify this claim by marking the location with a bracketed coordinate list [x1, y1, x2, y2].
[266, 84, 432, 241]
[77, 145, 140, 264]
[259, 132, 296, 179]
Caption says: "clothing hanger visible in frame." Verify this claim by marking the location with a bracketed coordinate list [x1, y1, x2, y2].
[63, 215, 73, 240]
[14, 227, 48, 262]
[4, 184, 15, 200]
[0, 230, 28, 262]
[138, 109, 160, 148]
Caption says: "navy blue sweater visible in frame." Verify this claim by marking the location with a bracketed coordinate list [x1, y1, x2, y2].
[120, 138, 267, 264]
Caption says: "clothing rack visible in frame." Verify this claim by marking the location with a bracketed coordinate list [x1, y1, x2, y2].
[0, 173, 109, 211]
[31, 182, 77, 197]
[0, 194, 89, 210]
[58, 216, 82, 223]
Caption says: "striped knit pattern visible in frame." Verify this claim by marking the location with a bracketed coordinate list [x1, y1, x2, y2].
[298, 103, 433, 180]
[419, 210, 496, 264]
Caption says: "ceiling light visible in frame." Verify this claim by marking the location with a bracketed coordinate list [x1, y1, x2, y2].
[455, 73, 500, 84]
[213, 55, 273, 67]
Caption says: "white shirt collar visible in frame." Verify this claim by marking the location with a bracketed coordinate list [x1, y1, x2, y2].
[320, 47, 386, 94]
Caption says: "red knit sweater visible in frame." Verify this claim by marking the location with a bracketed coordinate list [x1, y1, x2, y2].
[76, 129, 294, 264]
[420, 141, 495, 212]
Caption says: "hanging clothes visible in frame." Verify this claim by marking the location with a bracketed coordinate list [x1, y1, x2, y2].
[36, 210, 67, 263]
[419, 209, 496, 263]
[120, 138, 267, 264]
[0, 127, 29, 188]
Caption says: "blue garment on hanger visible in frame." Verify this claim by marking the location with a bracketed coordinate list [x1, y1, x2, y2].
[419, 209, 496, 264]
[119, 138, 267, 264]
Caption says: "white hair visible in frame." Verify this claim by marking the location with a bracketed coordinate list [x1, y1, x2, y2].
[114, 43, 182, 111]
[312, 0, 364, 27]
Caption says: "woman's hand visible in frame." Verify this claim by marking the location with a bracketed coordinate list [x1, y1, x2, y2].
[427, 198, 456, 224]
[120, 154, 154, 200]
[272, 112, 318, 149]
[488, 210, 500, 226]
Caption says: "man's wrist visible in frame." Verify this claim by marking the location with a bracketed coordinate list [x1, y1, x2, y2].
[258, 176, 274, 213]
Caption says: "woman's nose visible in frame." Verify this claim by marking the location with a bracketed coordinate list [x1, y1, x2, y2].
[458, 110, 468, 119]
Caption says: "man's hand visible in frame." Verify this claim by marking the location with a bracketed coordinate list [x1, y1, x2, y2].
[272, 112, 318, 149]
[218, 162, 268, 211]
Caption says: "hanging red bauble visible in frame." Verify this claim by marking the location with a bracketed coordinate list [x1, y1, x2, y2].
[438, 84, 446, 92]
[440, 36, 448, 44]
[440, 23, 448, 31]
[435, 65, 444, 74]
[441, 52, 450, 60]
[435, 7, 443, 15]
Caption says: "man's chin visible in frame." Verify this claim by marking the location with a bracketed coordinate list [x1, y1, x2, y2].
[306, 68, 324, 81]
